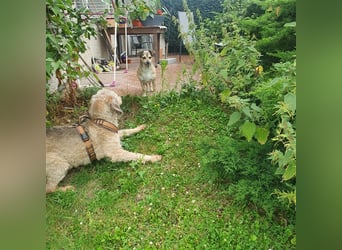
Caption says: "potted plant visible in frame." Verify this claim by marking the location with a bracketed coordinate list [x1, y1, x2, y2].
[141, 6, 170, 26]
[127, 3, 151, 21]
[114, 0, 160, 25]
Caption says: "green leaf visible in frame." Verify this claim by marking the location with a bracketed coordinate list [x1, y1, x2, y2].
[242, 106, 252, 119]
[275, 166, 285, 175]
[251, 103, 262, 112]
[220, 89, 231, 103]
[219, 70, 228, 80]
[282, 164, 296, 181]
[284, 149, 294, 162]
[255, 127, 269, 145]
[220, 46, 228, 56]
[284, 22, 296, 27]
[236, 60, 245, 70]
[240, 121, 256, 142]
[284, 92, 296, 113]
[278, 151, 287, 168]
[228, 111, 241, 126]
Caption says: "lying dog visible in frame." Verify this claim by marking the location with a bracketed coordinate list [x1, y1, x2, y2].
[137, 50, 157, 96]
[46, 88, 162, 193]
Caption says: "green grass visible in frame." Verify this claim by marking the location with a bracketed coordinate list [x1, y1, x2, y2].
[46, 85, 295, 249]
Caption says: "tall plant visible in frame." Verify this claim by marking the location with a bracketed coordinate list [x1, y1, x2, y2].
[238, 0, 296, 69]
[114, 0, 161, 21]
[180, 0, 296, 206]
[46, 0, 106, 105]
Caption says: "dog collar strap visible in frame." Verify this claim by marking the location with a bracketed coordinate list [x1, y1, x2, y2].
[93, 119, 119, 133]
[76, 125, 97, 162]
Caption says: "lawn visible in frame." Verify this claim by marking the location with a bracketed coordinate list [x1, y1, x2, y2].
[46, 86, 295, 249]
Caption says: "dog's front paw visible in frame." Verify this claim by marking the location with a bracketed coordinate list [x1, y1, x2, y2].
[151, 155, 162, 162]
[137, 124, 147, 130]
[58, 185, 76, 192]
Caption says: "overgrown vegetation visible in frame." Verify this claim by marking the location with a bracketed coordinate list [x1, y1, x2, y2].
[180, 0, 296, 206]
[46, 87, 295, 248]
[240, 0, 296, 69]
[46, 0, 106, 106]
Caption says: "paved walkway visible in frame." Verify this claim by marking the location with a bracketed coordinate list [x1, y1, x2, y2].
[80, 54, 197, 96]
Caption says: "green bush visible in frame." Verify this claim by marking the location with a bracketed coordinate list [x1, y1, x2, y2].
[240, 0, 296, 69]
[77, 86, 102, 105]
[198, 135, 293, 219]
[180, 0, 296, 207]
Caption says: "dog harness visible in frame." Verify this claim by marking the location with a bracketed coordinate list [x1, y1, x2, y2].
[75, 116, 119, 162]
[92, 119, 119, 133]
[76, 125, 97, 162]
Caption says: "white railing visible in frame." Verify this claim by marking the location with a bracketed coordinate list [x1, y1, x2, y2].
[74, 0, 114, 14]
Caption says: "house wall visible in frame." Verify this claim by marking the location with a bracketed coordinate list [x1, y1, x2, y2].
[82, 28, 166, 61]
[80, 29, 109, 65]
[47, 27, 107, 93]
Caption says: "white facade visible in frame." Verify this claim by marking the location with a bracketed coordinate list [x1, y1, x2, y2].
[81, 28, 166, 63]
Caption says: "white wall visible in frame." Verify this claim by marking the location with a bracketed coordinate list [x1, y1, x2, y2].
[80, 28, 109, 65]
[83, 26, 166, 62]
[48, 27, 107, 93]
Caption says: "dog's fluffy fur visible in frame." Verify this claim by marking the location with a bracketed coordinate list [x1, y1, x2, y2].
[137, 50, 156, 96]
[46, 88, 162, 193]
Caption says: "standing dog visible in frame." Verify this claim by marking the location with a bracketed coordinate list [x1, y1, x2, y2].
[137, 50, 156, 96]
[46, 88, 162, 193]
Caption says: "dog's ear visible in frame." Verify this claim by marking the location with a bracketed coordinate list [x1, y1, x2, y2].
[138, 51, 143, 58]
[149, 50, 155, 56]
[88, 98, 104, 118]
[107, 95, 123, 114]
[89, 89, 123, 118]
[110, 101, 123, 114]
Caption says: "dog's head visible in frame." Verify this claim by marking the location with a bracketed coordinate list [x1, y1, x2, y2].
[88, 88, 123, 125]
[138, 50, 154, 66]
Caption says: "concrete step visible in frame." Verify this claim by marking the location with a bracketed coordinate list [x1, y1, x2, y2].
[160, 57, 177, 64]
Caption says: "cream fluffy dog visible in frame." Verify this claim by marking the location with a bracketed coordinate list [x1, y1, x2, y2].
[137, 50, 156, 96]
[46, 88, 162, 193]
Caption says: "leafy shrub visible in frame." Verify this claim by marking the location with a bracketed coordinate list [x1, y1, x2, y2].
[240, 0, 296, 69]
[77, 86, 102, 106]
[180, 0, 296, 207]
[46, 0, 106, 106]
[198, 135, 293, 220]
